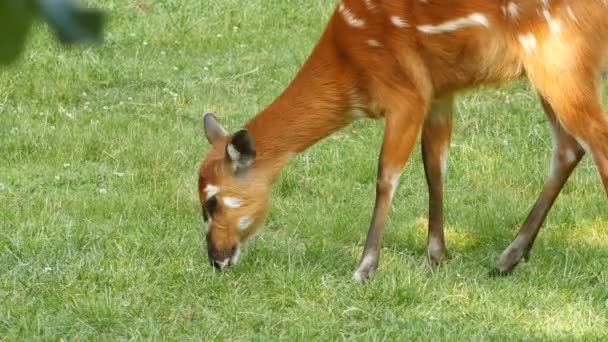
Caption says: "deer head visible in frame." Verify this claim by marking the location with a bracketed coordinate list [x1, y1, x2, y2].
[198, 113, 270, 270]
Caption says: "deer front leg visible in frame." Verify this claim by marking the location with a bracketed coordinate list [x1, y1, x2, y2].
[422, 95, 454, 266]
[354, 93, 427, 282]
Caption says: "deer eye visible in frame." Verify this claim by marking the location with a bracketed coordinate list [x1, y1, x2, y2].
[203, 196, 218, 222]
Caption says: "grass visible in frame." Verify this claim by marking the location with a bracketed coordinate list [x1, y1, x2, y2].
[1, 0, 607, 339]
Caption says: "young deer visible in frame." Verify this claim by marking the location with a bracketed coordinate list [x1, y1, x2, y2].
[199, 0, 608, 280]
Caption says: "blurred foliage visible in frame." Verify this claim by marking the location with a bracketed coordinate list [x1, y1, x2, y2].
[0, 0, 104, 65]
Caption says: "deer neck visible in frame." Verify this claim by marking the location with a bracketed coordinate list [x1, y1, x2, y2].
[244, 24, 355, 182]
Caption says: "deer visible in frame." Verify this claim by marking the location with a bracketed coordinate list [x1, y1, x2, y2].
[198, 0, 608, 281]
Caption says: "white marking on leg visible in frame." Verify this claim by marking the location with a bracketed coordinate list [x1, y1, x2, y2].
[338, 1, 365, 28]
[350, 107, 368, 119]
[575, 136, 591, 152]
[223, 197, 242, 208]
[354, 254, 376, 282]
[417, 13, 489, 34]
[204, 184, 220, 198]
[440, 146, 449, 177]
[389, 174, 401, 199]
[518, 33, 537, 53]
[565, 148, 577, 164]
[390, 16, 409, 28]
[428, 238, 443, 257]
[549, 127, 559, 178]
[238, 216, 253, 231]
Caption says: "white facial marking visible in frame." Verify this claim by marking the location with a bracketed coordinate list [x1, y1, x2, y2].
[205, 218, 213, 234]
[417, 13, 489, 34]
[223, 197, 242, 208]
[518, 33, 537, 53]
[216, 258, 230, 270]
[227, 143, 241, 161]
[390, 16, 409, 28]
[338, 1, 365, 28]
[230, 246, 241, 265]
[238, 216, 253, 231]
[367, 39, 382, 47]
[204, 184, 220, 198]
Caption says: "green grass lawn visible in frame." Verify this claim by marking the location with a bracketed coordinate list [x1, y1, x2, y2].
[1, 0, 607, 339]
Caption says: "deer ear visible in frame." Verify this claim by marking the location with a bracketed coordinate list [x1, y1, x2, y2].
[226, 129, 256, 171]
[203, 113, 227, 144]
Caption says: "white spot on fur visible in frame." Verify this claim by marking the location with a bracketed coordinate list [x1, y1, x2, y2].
[204, 184, 220, 198]
[541, 0, 550, 9]
[503, 2, 520, 19]
[238, 216, 253, 230]
[518, 33, 537, 53]
[338, 1, 365, 28]
[417, 13, 489, 34]
[542, 9, 561, 36]
[367, 39, 382, 47]
[390, 16, 409, 28]
[565, 6, 577, 21]
[223, 197, 242, 208]
[364, 0, 376, 11]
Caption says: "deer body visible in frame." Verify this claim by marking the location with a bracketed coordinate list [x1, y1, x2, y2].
[199, 0, 608, 279]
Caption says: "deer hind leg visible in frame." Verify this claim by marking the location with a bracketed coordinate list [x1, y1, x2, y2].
[492, 96, 586, 275]
[421, 95, 454, 265]
[354, 87, 429, 282]
[538, 77, 608, 193]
